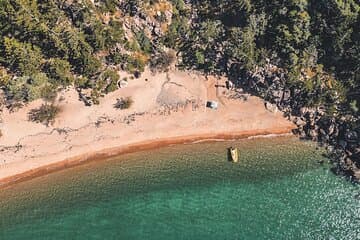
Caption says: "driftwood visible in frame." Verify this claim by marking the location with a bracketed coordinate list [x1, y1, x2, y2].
[77, 88, 92, 106]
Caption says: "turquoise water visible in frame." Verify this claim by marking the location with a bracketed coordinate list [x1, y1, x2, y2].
[0, 137, 359, 240]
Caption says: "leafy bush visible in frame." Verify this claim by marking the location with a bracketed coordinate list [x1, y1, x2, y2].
[0, 68, 11, 87]
[28, 104, 60, 126]
[114, 97, 133, 110]
[46, 58, 74, 86]
[40, 85, 58, 102]
[135, 31, 153, 54]
[101, 69, 120, 93]
[107, 52, 126, 65]
[3, 37, 43, 76]
[74, 76, 90, 89]
[81, 55, 102, 77]
[6, 74, 52, 102]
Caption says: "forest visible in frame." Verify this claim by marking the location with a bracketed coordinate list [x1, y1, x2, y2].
[0, 0, 358, 110]
[0, 0, 357, 112]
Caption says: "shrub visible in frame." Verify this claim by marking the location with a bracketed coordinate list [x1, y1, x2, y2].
[101, 69, 120, 93]
[0, 68, 11, 87]
[4, 37, 43, 76]
[114, 97, 133, 109]
[46, 58, 74, 86]
[75, 76, 90, 88]
[5, 73, 56, 103]
[82, 55, 102, 77]
[107, 52, 126, 65]
[28, 104, 60, 126]
[90, 89, 101, 105]
[40, 85, 58, 102]
[135, 31, 153, 54]
[150, 50, 176, 72]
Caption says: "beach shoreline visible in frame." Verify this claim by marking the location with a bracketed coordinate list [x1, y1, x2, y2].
[0, 70, 295, 189]
[0, 129, 294, 189]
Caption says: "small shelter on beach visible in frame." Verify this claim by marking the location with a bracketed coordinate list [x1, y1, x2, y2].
[206, 100, 219, 110]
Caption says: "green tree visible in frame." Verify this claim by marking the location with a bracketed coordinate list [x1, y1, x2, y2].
[46, 58, 74, 86]
[3, 37, 43, 76]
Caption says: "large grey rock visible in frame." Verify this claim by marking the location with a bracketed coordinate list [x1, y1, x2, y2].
[345, 131, 358, 143]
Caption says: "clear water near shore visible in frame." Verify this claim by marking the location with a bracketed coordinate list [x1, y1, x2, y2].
[0, 136, 359, 240]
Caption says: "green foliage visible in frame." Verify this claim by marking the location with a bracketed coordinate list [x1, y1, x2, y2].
[176, 0, 359, 114]
[74, 76, 90, 89]
[101, 69, 120, 93]
[40, 84, 58, 102]
[46, 58, 74, 86]
[0, 0, 358, 118]
[350, 100, 359, 113]
[195, 51, 205, 65]
[107, 52, 125, 65]
[96, 0, 120, 13]
[28, 104, 60, 126]
[6, 73, 54, 102]
[81, 54, 102, 77]
[0, 68, 11, 87]
[85, 20, 125, 51]
[162, 15, 189, 48]
[3, 37, 43, 76]
[134, 31, 153, 54]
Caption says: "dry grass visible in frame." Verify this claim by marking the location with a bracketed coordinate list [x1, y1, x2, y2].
[133, 52, 150, 64]
[153, 1, 172, 12]
[145, 0, 172, 20]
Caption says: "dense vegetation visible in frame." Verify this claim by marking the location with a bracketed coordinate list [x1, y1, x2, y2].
[0, 0, 358, 112]
[0, 0, 171, 105]
[179, 0, 359, 116]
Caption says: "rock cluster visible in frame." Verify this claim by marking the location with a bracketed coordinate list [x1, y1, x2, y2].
[236, 64, 360, 182]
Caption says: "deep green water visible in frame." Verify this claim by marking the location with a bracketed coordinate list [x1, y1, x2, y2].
[0, 137, 359, 240]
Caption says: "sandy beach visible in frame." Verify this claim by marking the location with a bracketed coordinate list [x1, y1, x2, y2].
[0, 70, 294, 187]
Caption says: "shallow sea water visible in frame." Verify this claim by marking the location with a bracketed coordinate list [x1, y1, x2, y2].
[0, 136, 359, 240]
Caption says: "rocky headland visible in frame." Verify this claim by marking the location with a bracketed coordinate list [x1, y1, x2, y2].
[235, 63, 360, 181]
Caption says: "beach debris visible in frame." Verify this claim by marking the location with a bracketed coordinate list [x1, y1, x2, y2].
[206, 100, 219, 110]
[228, 147, 239, 163]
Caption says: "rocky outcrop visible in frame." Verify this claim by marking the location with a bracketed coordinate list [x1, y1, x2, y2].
[235, 63, 360, 182]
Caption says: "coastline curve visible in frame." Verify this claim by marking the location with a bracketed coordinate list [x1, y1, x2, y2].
[0, 127, 294, 189]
